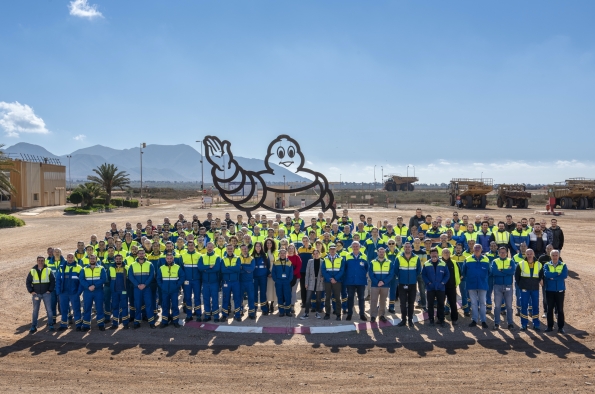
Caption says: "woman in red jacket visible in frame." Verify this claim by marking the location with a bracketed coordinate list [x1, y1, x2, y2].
[287, 244, 302, 314]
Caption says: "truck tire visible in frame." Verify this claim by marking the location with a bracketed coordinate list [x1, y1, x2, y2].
[408, 184, 415, 191]
[497, 196, 504, 208]
[524, 199, 529, 209]
[400, 183, 408, 191]
[561, 197, 571, 209]
[579, 197, 587, 210]
[506, 198, 513, 209]
[466, 195, 473, 209]
[480, 195, 487, 209]
[589, 198, 594, 209]
[450, 194, 455, 206]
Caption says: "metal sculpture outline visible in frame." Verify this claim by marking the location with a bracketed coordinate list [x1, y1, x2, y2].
[203, 135, 337, 222]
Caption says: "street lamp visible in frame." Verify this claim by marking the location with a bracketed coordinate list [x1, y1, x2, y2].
[283, 175, 286, 188]
[140, 142, 146, 203]
[66, 155, 72, 191]
[381, 166, 383, 185]
[196, 140, 204, 190]
[374, 165, 377, 187]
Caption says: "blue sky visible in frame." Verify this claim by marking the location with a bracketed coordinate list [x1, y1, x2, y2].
[1, 0, 594, 183]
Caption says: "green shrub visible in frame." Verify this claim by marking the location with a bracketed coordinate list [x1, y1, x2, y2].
[93, 197, 106, 205]
[111, 198, 124, 207]
[69, 191, 83, 206]
[64, 207, 91, 215]
[0, 214, 25, 228]
[124, 199, 139, 208]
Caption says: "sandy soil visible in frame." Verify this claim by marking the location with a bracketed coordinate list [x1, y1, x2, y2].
[1, 201, 594, 393]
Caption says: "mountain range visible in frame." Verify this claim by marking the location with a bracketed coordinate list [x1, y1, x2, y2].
[3, 142, 310, 183]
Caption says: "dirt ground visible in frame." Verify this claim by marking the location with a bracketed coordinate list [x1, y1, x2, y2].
[1, 200, 594, 393]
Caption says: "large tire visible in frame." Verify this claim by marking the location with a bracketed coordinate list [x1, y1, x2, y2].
[506, 198, 513, 209]
[480, 195, 487, 209]
[524, 199, 529, 209]
[589, 198, 594, 209]
[408, 184, 415, 191]
[579, 197, 587, 210]
[390, 183, 397, 192]
[450, 194, 455, 206]
[560, 197, 571, 209]
[466, 195, 473, 209]
[400, 183, 408, 191]
[497, 196, 504, 208]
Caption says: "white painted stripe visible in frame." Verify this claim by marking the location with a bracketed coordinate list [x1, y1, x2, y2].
[310, 325, 356, 334]
[215, 326, 264, 333]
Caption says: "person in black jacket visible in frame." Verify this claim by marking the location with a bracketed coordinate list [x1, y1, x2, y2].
[441, 249, 459, 325]
[408, 208, 426, 231]
[550, 219, 564, 253]
[26, 256, 56, 333]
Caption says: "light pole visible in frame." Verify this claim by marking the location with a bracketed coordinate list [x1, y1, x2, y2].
[374, 165, 377, 188]
[283, 175, 286, 188]
[381, 166, 383, 186]
[413, 165, 415, 177]
[140, 142, 146, 202]
[66, 155, 72, 191]
[481, 171, 483, 181]
[407, 165, 410, 192]
[196, 140, 204, 190]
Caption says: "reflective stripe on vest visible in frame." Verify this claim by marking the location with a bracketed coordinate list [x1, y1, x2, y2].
[520, 261, 542, 278]
[159, 264, 180, 280]
[547, 262, 565, 274]
[324, 256, 342, 271]
[202, 254, 219, 266]
[397, 255, 419, 270]
[494, 231, 510, 244]
[395, 226, 408, 236]
[182, 252, 200, 267]
[494, 258, 512, 270]
[223, 255, 239, 267]
[371, 259, 391, 274]
[83, 266, 103, 281]
[31, 268, 51, 284]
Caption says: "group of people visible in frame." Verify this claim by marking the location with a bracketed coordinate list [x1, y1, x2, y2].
[26, 208, 568, 335]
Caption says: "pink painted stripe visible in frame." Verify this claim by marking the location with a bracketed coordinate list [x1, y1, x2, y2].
[291, 326, 312, 335]
[262, 326, 290, 334]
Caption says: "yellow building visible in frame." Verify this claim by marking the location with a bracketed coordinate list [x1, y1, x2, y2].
[0, 159, 66, 210]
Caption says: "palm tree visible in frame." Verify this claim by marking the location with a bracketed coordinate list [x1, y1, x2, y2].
[0, 144, 17, 195]
[74, 182, 104, 207]
[87, 163, 130, 205]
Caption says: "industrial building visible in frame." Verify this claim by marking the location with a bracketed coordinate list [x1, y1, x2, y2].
[0, 157, 66, 210]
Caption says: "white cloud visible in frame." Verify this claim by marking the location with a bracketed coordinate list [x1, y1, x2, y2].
[73, 134, 86, 141]
[0, 101, 49, 137]
[329, 166, 340, 171]
[69, 0, 103, 19]
[306, 160, 314, 165]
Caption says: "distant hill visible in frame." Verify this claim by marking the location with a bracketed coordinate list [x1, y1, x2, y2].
[4, 142, 311, 183]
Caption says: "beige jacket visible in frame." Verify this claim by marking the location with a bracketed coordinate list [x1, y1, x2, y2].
[304, 258, 325, 292]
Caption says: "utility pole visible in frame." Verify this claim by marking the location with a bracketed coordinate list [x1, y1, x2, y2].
[196, 140, 204, 190]
[66, 155, 72, 191]
[381, 166, 383, 188]
[374, 165, 377, 188]
[140, 142, 146, 203]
